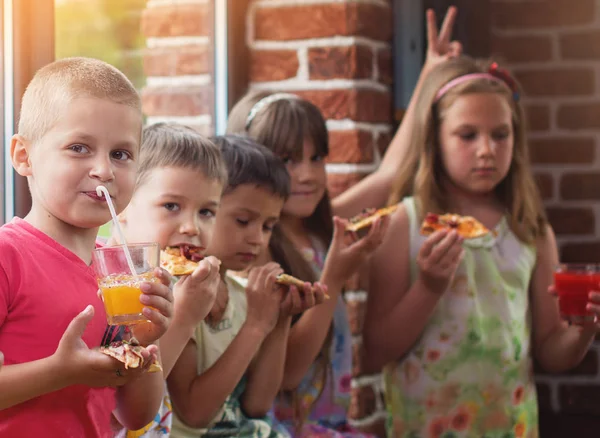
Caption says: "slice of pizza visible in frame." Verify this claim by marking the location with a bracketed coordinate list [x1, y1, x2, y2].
[346, 205, 398, 233]
[100, 338, 162, 372]
[275, 274, 330, 300]
[160, 244, 203, 276]
[420, 212, 489, 239]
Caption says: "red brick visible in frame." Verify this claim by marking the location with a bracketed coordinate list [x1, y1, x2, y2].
[529, 137, 595, 164]
[492, 0, 595, 29]
[561, 173, 600, 200]
[308, 46, 373, 80]
[536, 382, 552, 412]
[377, 47, 393, 85]
[559, 384, 600, 415]
[141, 4, 210, 38]
[525, 104, 551, 132]
[558, 102, 600, 130]
[492, 35, 553, 63]
[143, 45, 210, 77]
[352, 341, 364, 377]
[327, 173, 365, 199]
[327, 130, 374, 164]
[540, 412, 600, 438]
[346, 299, 365, 336]
[547, 207, 595, 235]
[295, 89, 391, 123]
[250, 50, 299, 82]
[561, 30, 600, 60]
[377, 132, 392, 157]
[561, 242, 600, 263]
[348, 385, 377, 420]
[515, 68, 594, 97]
[141, 86, 213, 117]
[254, 3, 392, 42]
[534, 173, 554, 200]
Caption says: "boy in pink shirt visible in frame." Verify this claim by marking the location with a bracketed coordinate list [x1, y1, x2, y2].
[0, 57, 173, 437]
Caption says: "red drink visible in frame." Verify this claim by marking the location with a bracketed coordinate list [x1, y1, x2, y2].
[554, 264, 599, 323]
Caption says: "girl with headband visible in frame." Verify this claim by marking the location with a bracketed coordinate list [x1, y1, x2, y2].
[364, 56, 599, 437]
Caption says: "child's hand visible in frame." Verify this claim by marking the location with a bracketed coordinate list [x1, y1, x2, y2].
[244, 262, 284, 335]
[423, 6, 462, 73]
[279, 282, 328, 317]
[131, 267, 174, 346]
[54, 306, 159, 388]
[206, 280, 229, 325]
[174, 256, 221, 328]
[323, 216, 389, 283]
[0, 350, 3, 370]
[417, 230, 464, 295]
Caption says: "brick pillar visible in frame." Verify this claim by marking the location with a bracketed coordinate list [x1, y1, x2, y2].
[140, 0, 214, 135]
[491, 1, 600, 436]
[248, 1, 393, 435]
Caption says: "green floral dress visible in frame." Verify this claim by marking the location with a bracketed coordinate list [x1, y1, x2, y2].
[383, 197, 538, 438]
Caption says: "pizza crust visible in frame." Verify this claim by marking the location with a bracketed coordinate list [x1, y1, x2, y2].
[160, 246, 201, 276]
[100, 339, 162, 373]
[420, 213, 489, 239]
[346, 205, 398, 233]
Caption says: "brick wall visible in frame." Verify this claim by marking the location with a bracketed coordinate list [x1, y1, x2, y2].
[141, 0, 215, 135]
[247, 0, 393, 435]
[490, 0, 600, 436]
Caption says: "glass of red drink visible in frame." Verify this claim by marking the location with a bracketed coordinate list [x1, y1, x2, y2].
[554, 264, 599, 324]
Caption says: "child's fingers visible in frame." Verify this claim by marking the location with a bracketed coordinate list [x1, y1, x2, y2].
[142, 307, 169, 329]
[314, 283, 328, 304]
[153, 267, 172, 287]
[302, 283, 315, 308]
[448, 41, 462, 58]
[429, 232, 461, 264]
[140, 294, 173, 318]
[548, 285, 558, 297]
[438, 5, 458, 45]
[61, 305, 95, 346]
[142, 281, 174, 303]
[425, 9, 438, 48]
[419, 230, 448, 259]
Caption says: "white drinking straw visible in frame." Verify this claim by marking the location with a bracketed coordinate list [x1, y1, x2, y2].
[96, 185, 137, 277]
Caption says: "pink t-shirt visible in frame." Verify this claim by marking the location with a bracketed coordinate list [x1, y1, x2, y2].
[0, 218, 115, 437]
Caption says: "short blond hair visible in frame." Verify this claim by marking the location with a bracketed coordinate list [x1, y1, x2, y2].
[18, 57, 141, 142]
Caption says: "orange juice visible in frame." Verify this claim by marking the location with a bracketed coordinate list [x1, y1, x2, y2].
[99, 271, 156, 325]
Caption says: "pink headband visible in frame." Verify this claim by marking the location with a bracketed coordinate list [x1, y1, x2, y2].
[434, 73, 516, 103]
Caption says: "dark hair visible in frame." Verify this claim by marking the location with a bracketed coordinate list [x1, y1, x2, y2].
[211, 134, 291, 200]
[228, 91, 334, 248]
[138, 123, 227, 188]
[228, 91, 334, 429]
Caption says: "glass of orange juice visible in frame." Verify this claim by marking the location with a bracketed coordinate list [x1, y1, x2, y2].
[92, 243, 159, 325]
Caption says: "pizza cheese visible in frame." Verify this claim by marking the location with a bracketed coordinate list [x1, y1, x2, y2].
[160, 245, 203, 276]
[420, 213, 490, 239]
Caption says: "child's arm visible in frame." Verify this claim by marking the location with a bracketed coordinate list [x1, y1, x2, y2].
[113, 270, 174, 430]
[331, 7, 461, 219]
[242, 314, 291, 417]
[281, 217, 388, 390]
[167, 263, 283, 428]
[530, 226, 596, 373]
[0, 306, 153, 410]
[363, 205, 463, 371]
[158, 257, 221, 376]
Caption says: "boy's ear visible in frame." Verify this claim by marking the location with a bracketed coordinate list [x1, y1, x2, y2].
[11, 134, 32, 177]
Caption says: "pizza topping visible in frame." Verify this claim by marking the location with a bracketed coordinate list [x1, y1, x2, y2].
[349, 208, 376, 224]
[425, 213, 439, 223]
[179, 244, 204, 262]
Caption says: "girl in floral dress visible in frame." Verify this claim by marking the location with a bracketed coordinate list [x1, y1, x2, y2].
[365, 55, 600, 438]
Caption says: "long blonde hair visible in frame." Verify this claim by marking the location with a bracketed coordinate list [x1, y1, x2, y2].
[389, 56, 546, 243]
